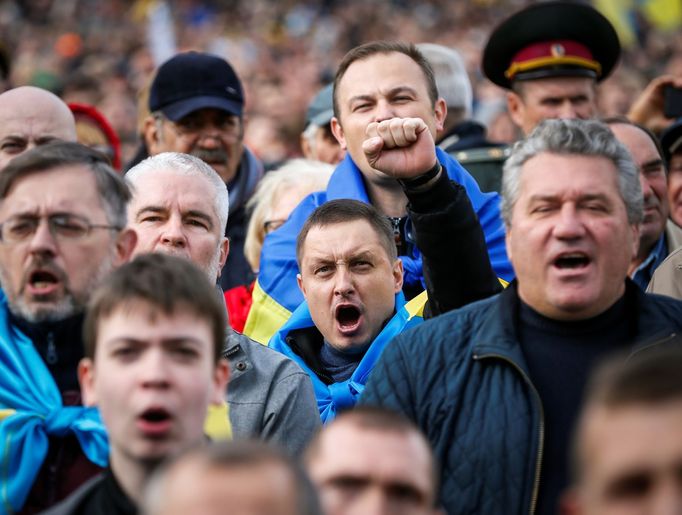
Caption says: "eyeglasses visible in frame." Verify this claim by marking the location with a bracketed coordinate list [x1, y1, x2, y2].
[154, 112, 241, 139]
[263, 219, 286, 234]
[0, 213, 122, 244]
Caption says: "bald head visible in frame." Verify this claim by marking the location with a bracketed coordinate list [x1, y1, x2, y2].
[0, 86, 76, 170]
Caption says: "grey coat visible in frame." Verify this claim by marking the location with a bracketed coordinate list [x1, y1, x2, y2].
[224, 328, 320, 455]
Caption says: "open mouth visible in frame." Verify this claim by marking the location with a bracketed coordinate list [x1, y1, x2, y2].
[140, 408, 171, 423]
[26, 269, 61, 295]
[335, 304, 362, 334]
[554, 253, 590, 270]
[137, 407, 173, 437]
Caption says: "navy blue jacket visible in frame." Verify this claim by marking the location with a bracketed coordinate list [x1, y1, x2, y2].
[359, 281, 682, 514]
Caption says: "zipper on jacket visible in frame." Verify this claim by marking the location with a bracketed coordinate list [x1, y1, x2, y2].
[473, 353, 545, 515]
[46, 332, 57, 365]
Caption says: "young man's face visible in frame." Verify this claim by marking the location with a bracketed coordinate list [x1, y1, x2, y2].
[79, 300, 229, 466]
[306, 422, 438, 515]
[567, 400, 682, 515]
[297, 219, 403, 351]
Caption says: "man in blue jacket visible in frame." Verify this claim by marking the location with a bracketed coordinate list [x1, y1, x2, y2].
[360, 119, 682, 515]
[245, 41, 512, 344]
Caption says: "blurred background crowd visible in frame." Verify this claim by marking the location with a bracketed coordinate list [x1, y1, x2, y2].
[1, 0, 680, 168]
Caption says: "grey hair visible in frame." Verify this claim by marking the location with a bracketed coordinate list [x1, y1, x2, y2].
[416, 42, 472, 119]
[0, 141, 130, 228]
[501, 119, 643, 227]
[126, 152, 229, 233]
[245, 158, 333, 272]
[302, 122, 320, 152]
[143, 440, 324, 515]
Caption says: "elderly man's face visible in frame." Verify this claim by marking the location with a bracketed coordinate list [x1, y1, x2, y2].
[128, 168, 228, 283]
[0, 87, 77, 170]
[146, 108, 243, 184]
[307, 422, 438, 515]
[507, 77, 597, 136]
[610, 123, 668, 258]
[666, 153, 682, 227]
[506, 152, 638, 320]
[296, 219, 403, 352]
[567, 400, 682, 515]
[0, 166, 133, 321]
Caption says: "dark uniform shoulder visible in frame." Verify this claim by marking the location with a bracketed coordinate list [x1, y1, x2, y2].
[454, 146, 510, 193]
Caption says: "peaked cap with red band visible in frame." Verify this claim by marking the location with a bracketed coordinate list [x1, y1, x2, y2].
[482, 1, 620, 90]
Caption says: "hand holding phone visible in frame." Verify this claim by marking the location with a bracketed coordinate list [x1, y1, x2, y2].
[664, 85, 682, 119]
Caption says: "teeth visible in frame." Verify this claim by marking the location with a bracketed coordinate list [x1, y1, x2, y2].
[33, 281, 53, 289]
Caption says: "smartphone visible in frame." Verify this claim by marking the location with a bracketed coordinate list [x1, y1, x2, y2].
[664, 85, 682, 119]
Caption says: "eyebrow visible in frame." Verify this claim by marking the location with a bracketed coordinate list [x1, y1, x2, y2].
[107, 336, 206, 348]
[347, 86, 419, 106]
[528, 193, 611, 203]
[641, 159, 664, 172]
[135, 206, 214, 228]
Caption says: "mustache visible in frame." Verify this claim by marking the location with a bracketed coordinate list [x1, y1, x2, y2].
[190, 147, 228, 163]
[21, 258, 67, 286]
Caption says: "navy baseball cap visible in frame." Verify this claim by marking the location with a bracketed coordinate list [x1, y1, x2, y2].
[149, 51, 244, 121]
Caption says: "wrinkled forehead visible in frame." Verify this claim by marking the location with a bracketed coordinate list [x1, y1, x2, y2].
[0, 165, 103, 216]
[130, 169, 221, 217]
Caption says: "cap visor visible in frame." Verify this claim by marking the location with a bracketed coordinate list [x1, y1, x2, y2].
[161, 96, 243, 121]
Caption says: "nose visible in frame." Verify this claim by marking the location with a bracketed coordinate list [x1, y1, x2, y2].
[349, 489, 391, 515]
[160, 216, 187, 248]
[374, 99, 395, 123]
[27, 218, 57, 256]
[640, 173, 654, 201]
[650, 478, 682, 515]
[140, 349, 171, 389]
[558, 101, 579, 119]
[553, 204, 585, 239]
[333, 264, 355, 297]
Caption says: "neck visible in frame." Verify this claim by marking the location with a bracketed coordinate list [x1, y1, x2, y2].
[109, 451, 158, 507]
[630, 236, 659, 273]
[364, 178, 407, 218]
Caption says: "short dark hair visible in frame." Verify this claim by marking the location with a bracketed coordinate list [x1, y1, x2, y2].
[83, 253, 226, 362]
[296, 199, 397, 267]
[145, 440, 324, 515]
[584, 344, 682, 408]
[0, 141, 130, 227]
[571, 344, 682, 481]
[332, 41, 438, 119]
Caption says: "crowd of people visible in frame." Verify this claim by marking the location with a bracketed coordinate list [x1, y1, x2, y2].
[1, 1, 682, 514]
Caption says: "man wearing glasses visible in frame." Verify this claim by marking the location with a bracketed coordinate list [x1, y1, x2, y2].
[0, 141, 136, 513]
[143, 52, 264, 292]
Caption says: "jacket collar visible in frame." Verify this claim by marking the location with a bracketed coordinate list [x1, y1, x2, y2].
[472, 279, 676, 372]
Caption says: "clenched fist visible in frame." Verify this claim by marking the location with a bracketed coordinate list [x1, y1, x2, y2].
[362, 117, 438, 180]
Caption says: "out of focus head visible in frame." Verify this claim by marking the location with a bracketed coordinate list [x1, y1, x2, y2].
[301, 84, 345, 165]
[502, 119, 641, 321]
[606, 119, 668, 263]
[69, 102, 122, 171]
[0, 141, 135, 322]
[245, 158, 333, 273]
[661, 120, 682, 227]
[416, 43, 472, 128]
[295, 199, 403, 352]
[304, 407, 441, 515]
[482, 2, 619, 135]
[126, 152, 229, 283]
[144, 52, 245, 183]
[563, 345, 682, 515]
[0, 86, 77, 170]
[80, 253, 229, 468]
[144, 440, 323, 515]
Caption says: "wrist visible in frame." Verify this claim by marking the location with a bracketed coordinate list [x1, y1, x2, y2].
[398, 161, 442, 192]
